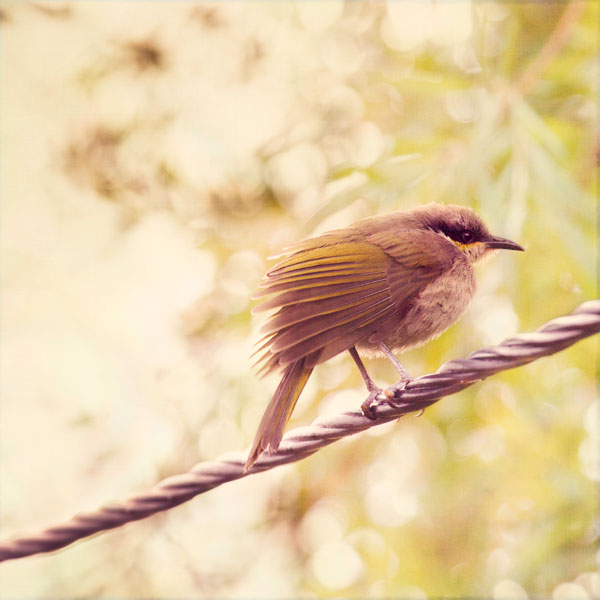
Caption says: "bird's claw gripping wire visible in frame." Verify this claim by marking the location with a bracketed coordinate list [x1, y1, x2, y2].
[360, 388, 385, 420]
[360, 375, 415, 419]
[385, 376, 413, 403]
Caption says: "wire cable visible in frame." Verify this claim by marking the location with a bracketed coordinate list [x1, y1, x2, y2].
[1, 300, 598, 562]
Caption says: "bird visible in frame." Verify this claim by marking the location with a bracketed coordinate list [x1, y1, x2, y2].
[245, 203, 524, 470]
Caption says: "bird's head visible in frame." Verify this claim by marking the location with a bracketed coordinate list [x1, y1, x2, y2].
[414, 204, 524, 263]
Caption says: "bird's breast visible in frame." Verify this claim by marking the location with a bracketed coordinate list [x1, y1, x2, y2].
[359, 257, 477, 354]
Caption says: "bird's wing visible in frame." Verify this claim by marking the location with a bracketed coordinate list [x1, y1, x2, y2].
[253, 231, 449, 373]
[365, 228, 453, 302]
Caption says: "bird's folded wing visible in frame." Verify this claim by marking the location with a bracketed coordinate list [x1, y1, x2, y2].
[253, 232, 447, 373]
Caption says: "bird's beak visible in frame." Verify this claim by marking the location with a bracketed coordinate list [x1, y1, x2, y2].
[485, 235, 525, 252]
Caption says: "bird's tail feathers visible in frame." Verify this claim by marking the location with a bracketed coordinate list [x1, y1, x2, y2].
[244, 359, 313, 471]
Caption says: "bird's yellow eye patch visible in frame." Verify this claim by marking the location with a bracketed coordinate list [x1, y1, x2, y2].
[451, 239, 480, 251]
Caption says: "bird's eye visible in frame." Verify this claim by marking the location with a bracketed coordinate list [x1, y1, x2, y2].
[460, 230, 474, 244]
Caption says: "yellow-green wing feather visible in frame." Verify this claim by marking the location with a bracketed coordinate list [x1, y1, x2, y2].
[254, 229, 450, 374]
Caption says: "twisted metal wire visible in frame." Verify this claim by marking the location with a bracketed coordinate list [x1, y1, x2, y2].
[1, 300, 599, 563]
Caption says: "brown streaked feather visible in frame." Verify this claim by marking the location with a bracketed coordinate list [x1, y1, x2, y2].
[267, 256, 365, 276]
[270, 296, 391, 353]
[259, 268, 380, 289]
[253, 229, 450, 377]
[284, 307, 399, 367]
[263, 262, 373, 282]
[263, 262, 359, 281]
[255, 241, 391, 299]
[260, 287, 389, 334]
[263, 241, 387, 275]
[254, 352, 279, 376]
[252, 280, 387, 313]
[252, 272, 383, 298]
[251, 331, 277, 359]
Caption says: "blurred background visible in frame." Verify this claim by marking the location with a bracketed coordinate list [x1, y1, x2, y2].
[1, 1, 598, 597]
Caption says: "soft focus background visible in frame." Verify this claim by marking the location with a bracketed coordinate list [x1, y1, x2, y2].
[1, 1, 598, 598]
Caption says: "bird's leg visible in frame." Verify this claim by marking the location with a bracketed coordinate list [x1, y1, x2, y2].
[378, 341, 411, 379]
[348, 346, 385, 420]
[377, 341, 413, 404]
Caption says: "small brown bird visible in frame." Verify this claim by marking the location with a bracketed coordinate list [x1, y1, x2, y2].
[246, 203, 524, 470]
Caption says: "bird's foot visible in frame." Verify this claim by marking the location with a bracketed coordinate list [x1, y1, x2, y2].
[360, 375, 415, 419]
[381, 375, 413, 407]
[360, 387, 387, 420]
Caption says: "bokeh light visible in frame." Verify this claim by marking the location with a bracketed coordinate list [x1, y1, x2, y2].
[1, 1, 597, 597]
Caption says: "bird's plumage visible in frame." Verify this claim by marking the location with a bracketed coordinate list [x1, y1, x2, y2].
[245, 203, 523, 470]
